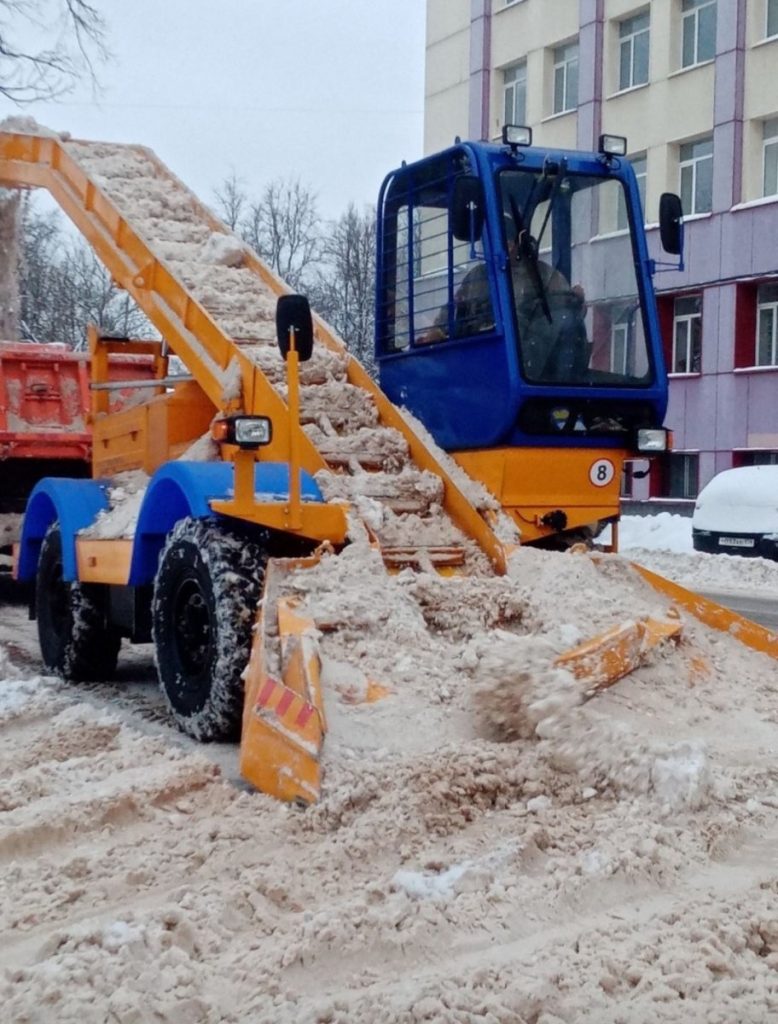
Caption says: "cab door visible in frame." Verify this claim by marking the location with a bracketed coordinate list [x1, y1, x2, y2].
[375, 149, 519, 451]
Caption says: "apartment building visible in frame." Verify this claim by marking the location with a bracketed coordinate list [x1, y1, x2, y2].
[425, 0, 778, 500]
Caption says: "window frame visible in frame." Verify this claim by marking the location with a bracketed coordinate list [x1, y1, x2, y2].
[662, 452, 699, 499]
[616, 153, 647, 231]
[768, 0, 778, 39]
[734, 449, 778, 467]
[618, 10, 650, 91]
[503, 61, 527, 128]
[756, 283, 778, 367]
[610, 320, 630, 375]
[679, 136, 713, 215]
[552, 41, 579, 115]
[671, 294, 702, 373]
[681, 0, 717, 69]
[763, 118, 778, 198]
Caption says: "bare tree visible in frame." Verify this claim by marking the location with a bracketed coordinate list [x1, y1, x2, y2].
[19, 200, 151, 347]
[213, 170, 246, 232]
[212, 176, 377, 369]
[0, 0, 107, 102]
[311, 203, 376, 371]
[0, 189, 20, 337]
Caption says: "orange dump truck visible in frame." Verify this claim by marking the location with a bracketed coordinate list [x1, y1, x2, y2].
[0, 340, 154, 572]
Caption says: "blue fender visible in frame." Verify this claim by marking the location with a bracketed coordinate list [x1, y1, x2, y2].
[17, 478, 110, 582]
[128, 461, 324, 585]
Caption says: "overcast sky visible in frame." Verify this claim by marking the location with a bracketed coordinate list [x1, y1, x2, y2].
[10, 0, 427, 219]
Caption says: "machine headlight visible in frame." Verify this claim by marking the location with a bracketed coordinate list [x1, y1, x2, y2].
[599, 134, 628, 157]
[636, 428, 669, 452]
[502, 124, 533, 147]
[212, 415, 272, 449]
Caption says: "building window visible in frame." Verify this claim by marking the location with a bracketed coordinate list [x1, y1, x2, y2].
[553, 42, 578, 114]
[681, 0, 716, 68]
[619, 11, 650, 90]
[672, 295, 702, 372]
[610, 320, 629, 374]
[617, 153, 647, 230]
[735, 450, 778, 467]
[503, 63, 527, 127]
[663, 453, 699, 499]
[768, 0, 778, 38]
[680, 137, 713, 214]
[764, 118, 778, 197]
[756, 282, 778, 366]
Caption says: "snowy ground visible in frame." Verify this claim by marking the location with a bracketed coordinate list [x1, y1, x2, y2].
[1, 517, 778, 1023]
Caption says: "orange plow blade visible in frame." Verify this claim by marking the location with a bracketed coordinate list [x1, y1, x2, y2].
[630, 562, 778, 660]
[240, 558, 326, 805]
[555, 614, 682, 693]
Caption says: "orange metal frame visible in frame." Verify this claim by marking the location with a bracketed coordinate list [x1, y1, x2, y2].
[452, 446, 626, 544]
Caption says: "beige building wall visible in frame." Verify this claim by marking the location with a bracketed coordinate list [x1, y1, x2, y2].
[424, 0, 470, 153]
[423, 1, 778, 496]
[424, 0, 774, 217]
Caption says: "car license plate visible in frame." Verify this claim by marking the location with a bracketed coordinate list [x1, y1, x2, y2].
[718, 536, 755, 548]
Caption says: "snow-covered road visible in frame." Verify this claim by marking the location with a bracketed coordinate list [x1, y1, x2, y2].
[2, 519, 778, 1023]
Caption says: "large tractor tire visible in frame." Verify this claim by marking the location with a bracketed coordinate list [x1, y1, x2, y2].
[152, 517, 267, 742]
[36, 524, 121, 681]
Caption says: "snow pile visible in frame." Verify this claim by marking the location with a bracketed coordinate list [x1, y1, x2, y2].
[604, 511, 778, 594]
[2, 515, 778, 1022]
[619, 511, 694, 552]
[80, 471, 149, 540]
[0, 116, 64, 138]
[470, 631, 580, 740]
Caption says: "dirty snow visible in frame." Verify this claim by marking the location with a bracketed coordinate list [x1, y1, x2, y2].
[3, 525, 778, 1022]
[3, 503, 778, 1023]
[79, 471, 149, 540]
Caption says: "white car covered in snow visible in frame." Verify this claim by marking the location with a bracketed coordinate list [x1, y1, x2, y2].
[692, 465, 778, 559]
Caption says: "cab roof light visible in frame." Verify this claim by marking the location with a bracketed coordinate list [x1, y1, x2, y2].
[502, 124, 533, 148]
[599, 134, 628, 157]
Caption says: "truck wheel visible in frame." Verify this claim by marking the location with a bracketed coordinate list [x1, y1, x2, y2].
[36, 524, 121, 681]
[152, 517, 267, 742]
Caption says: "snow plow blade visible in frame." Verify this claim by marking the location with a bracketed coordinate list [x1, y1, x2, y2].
[631, 562, 778, 660]
[240, 558, 326, 805]
[555, 615, 682, 692]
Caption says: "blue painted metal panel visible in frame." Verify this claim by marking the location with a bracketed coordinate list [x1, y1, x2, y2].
[127, 461, 323, 585]
[17, 478, 109, 582]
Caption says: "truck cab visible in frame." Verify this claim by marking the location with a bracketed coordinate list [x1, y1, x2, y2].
[375, 130, 680, 542]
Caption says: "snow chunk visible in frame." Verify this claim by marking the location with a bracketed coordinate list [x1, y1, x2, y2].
[201, 232, 246, 268]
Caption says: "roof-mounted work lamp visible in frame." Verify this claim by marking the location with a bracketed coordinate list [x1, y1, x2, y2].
[598, 134, 628, 157]
[502, 124, 533, 148]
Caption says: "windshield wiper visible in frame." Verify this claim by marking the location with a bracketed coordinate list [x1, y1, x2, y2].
[509, 194, 552, 323]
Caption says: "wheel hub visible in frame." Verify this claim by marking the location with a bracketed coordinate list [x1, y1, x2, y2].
[172, 577, 213, 676]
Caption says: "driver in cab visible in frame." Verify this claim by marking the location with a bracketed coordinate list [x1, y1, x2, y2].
[420, 215, 589, 383]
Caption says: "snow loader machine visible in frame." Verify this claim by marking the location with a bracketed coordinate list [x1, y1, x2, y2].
[3, 125, 776, 805]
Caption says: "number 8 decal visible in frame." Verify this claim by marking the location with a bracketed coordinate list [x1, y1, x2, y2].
[589, 458, 615, 487]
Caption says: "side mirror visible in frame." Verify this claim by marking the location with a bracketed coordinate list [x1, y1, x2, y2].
[451, 175, 484, 243]
[659, 193, 684, 255]
[276, 294, 314, 362]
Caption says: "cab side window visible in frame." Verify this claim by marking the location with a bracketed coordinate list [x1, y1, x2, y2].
[378, 155, 494, 351]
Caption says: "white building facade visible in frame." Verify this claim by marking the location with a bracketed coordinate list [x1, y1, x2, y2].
[425, 0, 778, 501]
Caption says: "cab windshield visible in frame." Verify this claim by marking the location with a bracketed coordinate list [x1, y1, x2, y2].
[498, 167, 652, 387]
